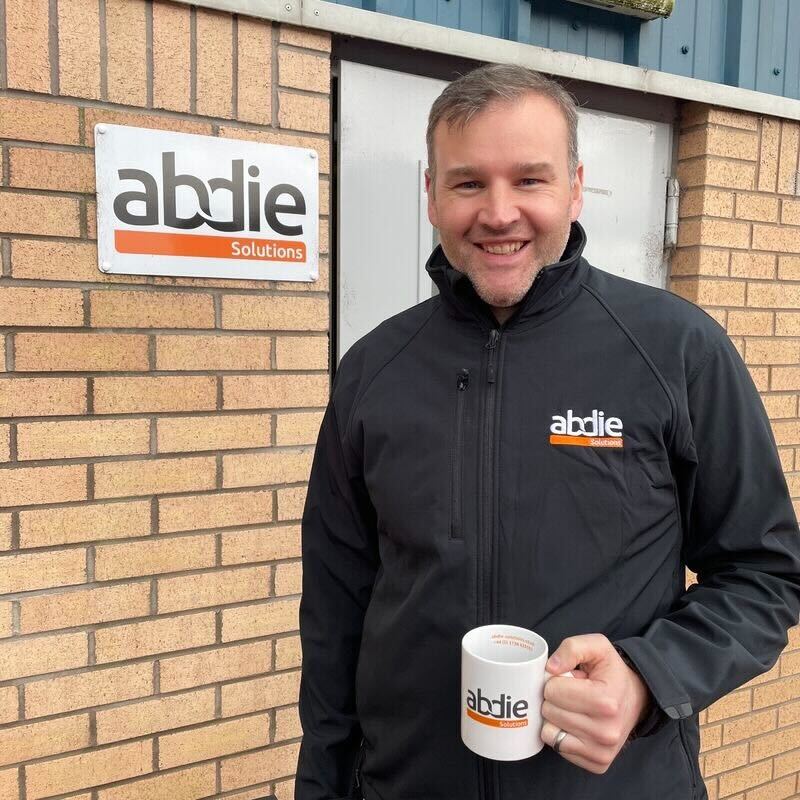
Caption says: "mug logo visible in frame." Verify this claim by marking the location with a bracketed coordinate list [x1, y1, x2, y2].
[466, 689, 529, 728]
[549, 409, 624, 449]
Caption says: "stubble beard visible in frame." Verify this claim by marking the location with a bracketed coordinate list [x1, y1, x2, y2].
[447, 223, 572, 310]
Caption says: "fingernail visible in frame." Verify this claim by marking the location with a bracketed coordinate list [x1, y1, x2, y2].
[548, 656, 561, 670]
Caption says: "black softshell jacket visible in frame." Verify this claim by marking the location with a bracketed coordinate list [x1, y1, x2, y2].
[296, 223, 800, 800]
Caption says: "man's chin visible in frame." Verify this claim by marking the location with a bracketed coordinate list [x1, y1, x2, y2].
[473, 286, 529, 310]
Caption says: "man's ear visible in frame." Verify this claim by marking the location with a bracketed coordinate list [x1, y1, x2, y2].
[569, 162, 584, 223]
[425, 168, 439, 228]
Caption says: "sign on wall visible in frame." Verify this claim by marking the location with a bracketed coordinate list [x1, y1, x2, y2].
[95, 125, 319, 281]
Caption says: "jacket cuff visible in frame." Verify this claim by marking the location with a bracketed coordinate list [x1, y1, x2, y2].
[612, 637, 693, 737]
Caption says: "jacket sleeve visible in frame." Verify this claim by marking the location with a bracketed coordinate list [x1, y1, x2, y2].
[295, 398, 380, 799]
[613, 334, 800, 731]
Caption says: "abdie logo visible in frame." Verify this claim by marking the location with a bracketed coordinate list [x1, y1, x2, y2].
[113, 151, 306, 235]
[550, 409, 622, 437]
[466, 688, 528, 728]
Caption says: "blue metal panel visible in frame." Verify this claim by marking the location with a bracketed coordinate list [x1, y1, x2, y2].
[692, 0, 726, 82]
[321, 0, 800, 102]
[546, 16, 570, 53]
[787, 0, 800, 99]
[755, 0, 789, 96]
[481, 0, 505, 39]
[458, 0, 483, 34]
[412, 0, 437, 25]
[437, 0, 461, 28]
[377, 0, 414, 20]
[636, 13, 661, 68]
[527, 0, 627, 57]
[659, 0, 697, 78]
[506, 0, 532, 43]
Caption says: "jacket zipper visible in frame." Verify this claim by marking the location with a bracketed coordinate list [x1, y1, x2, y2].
[478, 328, 502, 800]
[354, 737, 366, 795]
[481, 328, 501, 623]
[451, 369, 470, 540]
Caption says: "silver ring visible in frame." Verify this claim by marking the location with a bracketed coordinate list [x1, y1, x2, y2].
[553, 728, 568, 754]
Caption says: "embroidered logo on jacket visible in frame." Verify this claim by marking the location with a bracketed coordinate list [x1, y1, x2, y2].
[549, 409, 624, 449]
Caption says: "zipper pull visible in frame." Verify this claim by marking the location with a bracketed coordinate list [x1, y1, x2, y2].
[486, 329, 500, 384]
[457, 368, 470, 391]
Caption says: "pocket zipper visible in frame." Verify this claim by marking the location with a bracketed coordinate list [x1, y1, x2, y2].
[677, 722, 697, 792]
[451, 368, 470, 540]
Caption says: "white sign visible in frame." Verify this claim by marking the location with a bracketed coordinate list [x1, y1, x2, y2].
[95, 124, 319, 281]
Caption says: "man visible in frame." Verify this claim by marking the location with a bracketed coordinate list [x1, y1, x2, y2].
[295, 64, 800, 800]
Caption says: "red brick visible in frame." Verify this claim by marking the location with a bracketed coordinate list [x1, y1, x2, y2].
[0, 192, 80, 237]
[58, 0, 101, 99]
[105, 0, 148, 106]
[0, 464, 87, 506]
[94, 612, 216, 663]
[152, 1, 191, 112]
[222, 597, 300, 642]
[160, 640, 271, 692]
[220, 742, 300, 790]
[14, 333, 149, 371]
[0, 97, 80, 145]
[25, 740, 152, 800]
[237, 18, 272, 125]
[19, 499, 150, 547]
[0, 714, 90, 768]
[159, 489, 273, 533]
[93, 376, 217, 414]
[96, 689, 216, 745]
[196, 9, 233, 119]
[25, 663, 153, 718]
[5, 0, 50, 92]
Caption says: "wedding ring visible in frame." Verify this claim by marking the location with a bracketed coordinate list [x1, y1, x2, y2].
[553, 728, 568, 754]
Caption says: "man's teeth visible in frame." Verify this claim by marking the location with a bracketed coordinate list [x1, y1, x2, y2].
[482, 242, 525, 255]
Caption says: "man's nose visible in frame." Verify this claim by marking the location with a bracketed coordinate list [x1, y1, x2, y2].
[477, 185, 521, 230]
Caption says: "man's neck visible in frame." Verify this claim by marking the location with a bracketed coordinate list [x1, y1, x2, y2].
[491, 305, 517, 326]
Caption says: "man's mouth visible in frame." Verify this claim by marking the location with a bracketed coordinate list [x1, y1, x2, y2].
[474, 241, 529, 255]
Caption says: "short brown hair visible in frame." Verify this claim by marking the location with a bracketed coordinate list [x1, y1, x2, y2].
[426, 64, 579, 183]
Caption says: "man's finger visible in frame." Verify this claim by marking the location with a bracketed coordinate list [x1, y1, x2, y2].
[543, 674, 617, 716]
[541, 721, 608, 769]
[541, 699, 596, 741]
[546, 634, 612, 674]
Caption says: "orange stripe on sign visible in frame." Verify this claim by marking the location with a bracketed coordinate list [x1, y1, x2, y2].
[115, 230, 306, 262]
[549, 435, 623, 449]
[466, 709, 528, 728]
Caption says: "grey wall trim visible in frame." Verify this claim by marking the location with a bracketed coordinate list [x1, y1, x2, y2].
[185, 0, 300, 24]
[175, 0, 800, 121]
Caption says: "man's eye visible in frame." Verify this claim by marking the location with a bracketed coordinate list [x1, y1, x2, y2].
[456, 181, 480, 189]
[520, 178, 541, 186]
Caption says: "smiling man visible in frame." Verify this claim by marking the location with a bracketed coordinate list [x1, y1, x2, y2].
[296, 65, 800, 800]
[426, 89, 583, 322]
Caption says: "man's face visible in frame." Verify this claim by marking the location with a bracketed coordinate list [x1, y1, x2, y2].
[425, 92, 584, 313]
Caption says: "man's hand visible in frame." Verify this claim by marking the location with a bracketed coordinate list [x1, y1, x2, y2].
[540, 634, 652, 774]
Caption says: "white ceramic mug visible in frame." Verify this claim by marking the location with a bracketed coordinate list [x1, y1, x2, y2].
[461, 624, 573, 761]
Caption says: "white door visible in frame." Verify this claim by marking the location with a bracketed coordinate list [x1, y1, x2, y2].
[338, 61, 674, 360]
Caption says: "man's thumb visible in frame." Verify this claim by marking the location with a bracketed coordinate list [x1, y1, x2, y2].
[546, 634, 609, 675]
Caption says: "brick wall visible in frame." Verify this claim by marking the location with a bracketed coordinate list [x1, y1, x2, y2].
[0, 1, 331, 797]
[674, 104, 800, 800]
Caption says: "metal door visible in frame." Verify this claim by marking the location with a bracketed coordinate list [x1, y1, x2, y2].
[338, 60, 674, 359]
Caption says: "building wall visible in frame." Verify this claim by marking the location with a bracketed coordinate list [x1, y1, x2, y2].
[674, 104, 800, 800]
[0, 1, 330, 797]
[2, 0, 800, 797]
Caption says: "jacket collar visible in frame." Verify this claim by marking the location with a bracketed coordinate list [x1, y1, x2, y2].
[426, 221, 589, 330]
